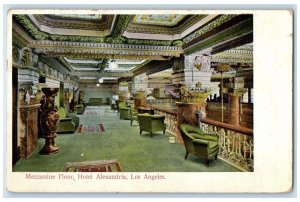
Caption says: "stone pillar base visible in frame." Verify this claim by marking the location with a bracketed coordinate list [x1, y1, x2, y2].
[39, 139, 59, 155]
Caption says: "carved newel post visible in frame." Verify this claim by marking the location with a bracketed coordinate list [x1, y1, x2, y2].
[39, 88, 60, 155]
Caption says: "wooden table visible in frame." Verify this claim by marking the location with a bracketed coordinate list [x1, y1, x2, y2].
[137, 106, 154, 115]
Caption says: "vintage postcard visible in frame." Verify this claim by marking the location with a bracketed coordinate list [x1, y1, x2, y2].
[6, 9, 293, 193]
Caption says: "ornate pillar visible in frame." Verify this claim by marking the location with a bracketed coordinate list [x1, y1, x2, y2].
[39, 88, 60, 155]
[229, 95, 240, 125]
[228, 77, 247, 126]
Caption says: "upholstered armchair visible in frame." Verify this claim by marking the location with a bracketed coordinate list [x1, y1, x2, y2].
[129, 108, 138, 126]
[179, 124, 219, 167]
[56, 107, 78, 133]
[137, 114, 166, 137]
[118, 101, 131, 120]
[75, 104, 85, 114]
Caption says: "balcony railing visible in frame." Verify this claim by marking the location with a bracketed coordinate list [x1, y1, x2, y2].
[200, 118, 254, 172]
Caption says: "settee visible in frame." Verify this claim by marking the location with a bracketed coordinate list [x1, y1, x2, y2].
[89, 98, 103, 106]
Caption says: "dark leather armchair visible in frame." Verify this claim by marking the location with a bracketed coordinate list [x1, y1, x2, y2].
[179, 124, 219, 167]
[137, 114, 166, 137]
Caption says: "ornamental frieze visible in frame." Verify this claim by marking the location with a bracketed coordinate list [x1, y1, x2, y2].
[70, 71, 133, 77]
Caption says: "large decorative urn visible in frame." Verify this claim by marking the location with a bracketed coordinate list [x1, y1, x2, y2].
[39, 88, 60, 155]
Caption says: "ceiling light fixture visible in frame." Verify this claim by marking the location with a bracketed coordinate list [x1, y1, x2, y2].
[109, 58, 118, 70]
[98, 78, 104, 83]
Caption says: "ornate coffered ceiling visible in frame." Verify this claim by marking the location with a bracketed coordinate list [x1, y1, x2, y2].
[12, 12, 253, 83]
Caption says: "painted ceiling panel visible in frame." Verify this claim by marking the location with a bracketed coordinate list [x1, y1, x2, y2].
[132, 15, 186, 26]
[48, 14, 102, 21]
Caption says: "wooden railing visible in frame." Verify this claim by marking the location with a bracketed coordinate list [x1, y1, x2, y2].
[206, 102, 253, 129]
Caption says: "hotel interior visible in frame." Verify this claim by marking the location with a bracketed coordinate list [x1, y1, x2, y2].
[11, 13, 253, 172]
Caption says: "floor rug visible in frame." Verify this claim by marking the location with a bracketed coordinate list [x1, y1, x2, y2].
[64, 159, 122, 172]
[83, 110, 99, 115]
[77, 124, 105, 133]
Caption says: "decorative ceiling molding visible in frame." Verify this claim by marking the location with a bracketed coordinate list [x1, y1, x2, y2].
[127, 15, 203, 35]
[30, 40, 182, 60]
[212, 44, 253, 64]
[14, 15, 106, 43]
[12, 22, 34, 48]
[184, 17, 253, 54]
[183, 15, 237, 43]
[123, 15, 215, 41]
[70, 70, 133, 77]
[30, 14, 114, 37]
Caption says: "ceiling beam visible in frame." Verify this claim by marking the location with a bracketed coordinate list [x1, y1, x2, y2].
[183, 15, 253, 55]
[39, 56, 71, 75]
[133, 60, 173, 76]
[211, 32, 253, 55]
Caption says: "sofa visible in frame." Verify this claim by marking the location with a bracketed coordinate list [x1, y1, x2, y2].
[56, 107, 78, 133]
[137, 114, 166, 137]
[89, 98, 103, 106]
[179, 124, 219, 167]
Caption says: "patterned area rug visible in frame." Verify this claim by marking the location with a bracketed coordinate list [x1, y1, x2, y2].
[64, 159, 122, 172]
[83, 110, 99, 115]
[77, 124, 105, 133]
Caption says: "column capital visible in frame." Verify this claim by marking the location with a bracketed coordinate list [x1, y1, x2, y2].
[228, 88, 247, 97]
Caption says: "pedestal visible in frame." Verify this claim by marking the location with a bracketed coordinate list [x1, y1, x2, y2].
[39, 88, 60, 155]
[18, 104, 41, 158]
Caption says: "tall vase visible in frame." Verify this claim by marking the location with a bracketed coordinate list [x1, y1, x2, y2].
[39, 88, 60, 155]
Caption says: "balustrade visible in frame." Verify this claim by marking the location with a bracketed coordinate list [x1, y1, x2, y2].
[154, 109, 178, 138]
[200, 119, 253, 172]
